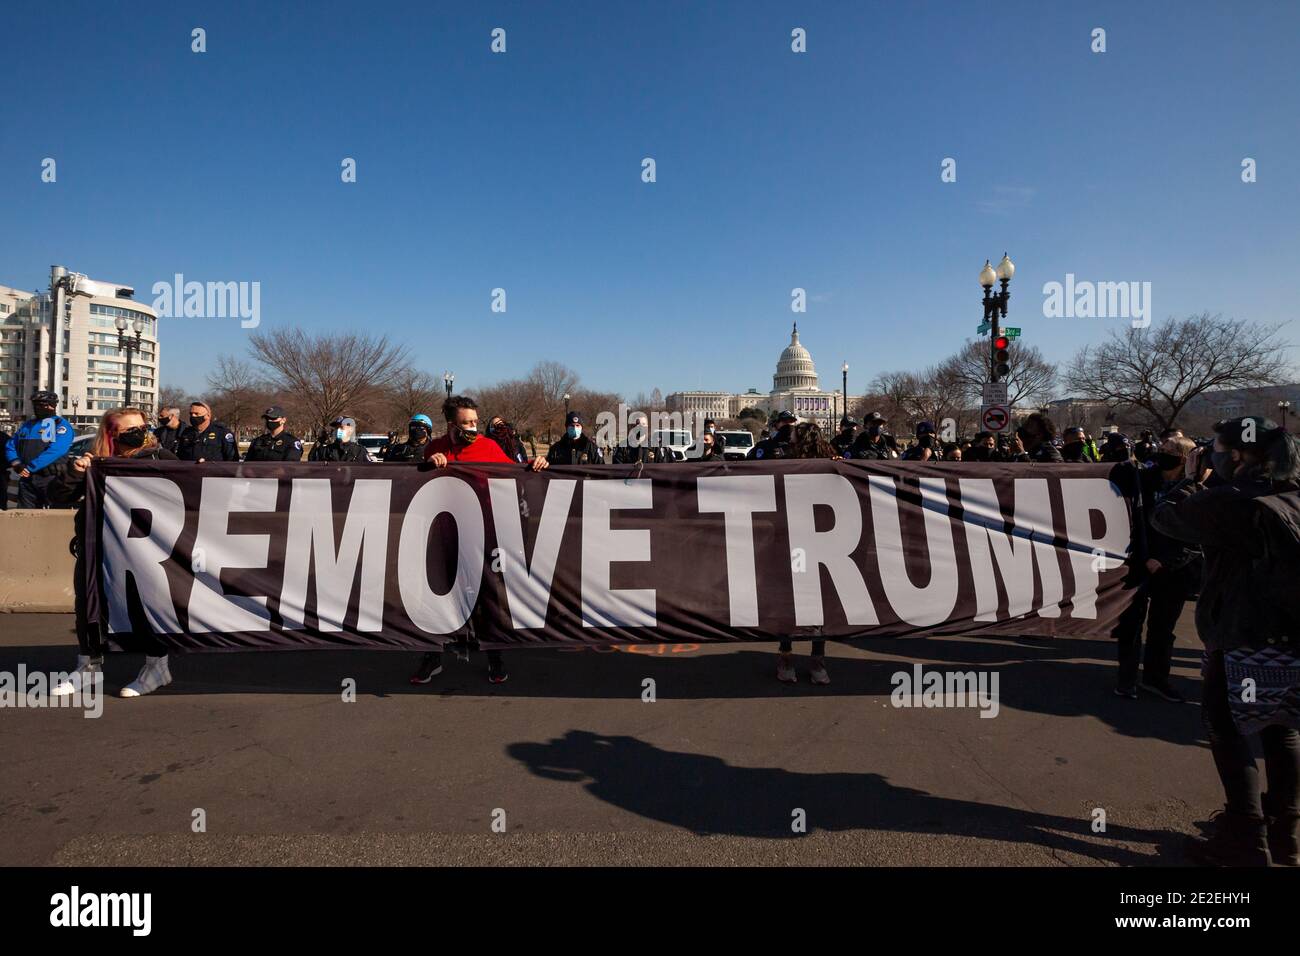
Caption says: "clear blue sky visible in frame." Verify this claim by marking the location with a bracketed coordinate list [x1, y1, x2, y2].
[3, 0, 1297, 399]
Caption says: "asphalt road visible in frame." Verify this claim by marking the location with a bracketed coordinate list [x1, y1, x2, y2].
[1, 611, 1223, 866]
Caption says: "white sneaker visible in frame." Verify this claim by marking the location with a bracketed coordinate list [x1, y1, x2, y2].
[809, 656, 830, 686]
[776, 653, 797, 684]
[51, 655, 103, 697]
[120, 655, 172, 698]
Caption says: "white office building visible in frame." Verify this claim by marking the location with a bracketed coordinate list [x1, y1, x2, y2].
[0, 266, 160, 431]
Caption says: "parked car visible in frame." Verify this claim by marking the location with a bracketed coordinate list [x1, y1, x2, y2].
[716, 430, 755, 460]
[356, 433, 391, 461]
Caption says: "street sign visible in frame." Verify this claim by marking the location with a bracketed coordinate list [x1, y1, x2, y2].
[1003, 327, 1021, 338]
[981, 404, 1011, 433]
[981, 382, 1008, 405]
[976, 321, 991, 335]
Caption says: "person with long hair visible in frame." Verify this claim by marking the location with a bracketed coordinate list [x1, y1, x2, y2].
[49, 407, 179, 699]
[1152, 417, 1300, 865]
[774, 420, 839, 685]
[487, 415, 527, 463]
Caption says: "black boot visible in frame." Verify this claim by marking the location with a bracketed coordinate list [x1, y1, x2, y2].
[1185, 810, 1270, 867]
[1262, 792, 1300, 867]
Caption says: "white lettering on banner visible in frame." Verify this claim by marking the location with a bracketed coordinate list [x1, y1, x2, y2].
[488, 477, 577, 628]
[581, 479, 656, 627]
[696, 475, 777, 627]
[867, 476, 960, 626]
[280, 479, 392, 632]
[1059, 478, 1130, 618]
[187, 478, 278, 632]
[102, 476, 185, 634]
[958, 478, 1064, 620]
[783, 474, 879, 626]
[397, 476, 485, 633]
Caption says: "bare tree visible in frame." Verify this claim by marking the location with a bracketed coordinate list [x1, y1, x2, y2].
[158, 384, 188, 413]
[944, 339, 1057, 408]
[526, 361, 580, 443]
[476, 378, 545, 437]
[1065, 313, 1293, 432]
[247, 329, 409, 435]
[384, 368, 442, 431]
[205, 354, 270, 439]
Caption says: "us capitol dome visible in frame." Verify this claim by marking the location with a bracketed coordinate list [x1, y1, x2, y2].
[666, 322, 862, 426]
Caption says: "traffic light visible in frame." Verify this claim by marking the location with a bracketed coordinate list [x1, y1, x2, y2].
[992, 334, 1011, 381]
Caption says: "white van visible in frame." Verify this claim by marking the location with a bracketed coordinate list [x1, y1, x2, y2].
[716, 430, 755, 460]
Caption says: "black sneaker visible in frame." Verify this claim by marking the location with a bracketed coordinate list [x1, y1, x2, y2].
[1185, 810, 1270, 867]
[409, 652, 444, 685]
[1140, 680, 1185, 703]
[1114, 682, 1138, 699]
[487, 660, 509, 684]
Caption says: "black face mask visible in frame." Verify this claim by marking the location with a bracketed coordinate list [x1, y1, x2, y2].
[190, 414, 206, 427]
[115, 426, 148, 450]
[867, 425, 882, 437]
[409, 426, 429, 443]
[265, 420, 281, 432]
[453, 424, 478, 445]
[34, 406, 55, 419]
[1154, 452, 1183, 471]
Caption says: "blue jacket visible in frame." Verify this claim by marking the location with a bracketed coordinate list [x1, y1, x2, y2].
[5, 415, 74, 474]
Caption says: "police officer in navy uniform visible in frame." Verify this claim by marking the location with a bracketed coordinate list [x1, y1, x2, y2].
[611, 410, 671, 464]
[845, 412, 898, 460]
[309, 416, 368, 462]
[747, 410, 797, 460]
[5, 390, 74, 508]
[243, 405, 303, 462]
[831, 416, 859, 456]
[176, 400, 239, 462]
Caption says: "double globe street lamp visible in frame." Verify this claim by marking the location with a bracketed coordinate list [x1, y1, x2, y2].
[114, 313, 147, 408]
[979, 253, 1015, 383]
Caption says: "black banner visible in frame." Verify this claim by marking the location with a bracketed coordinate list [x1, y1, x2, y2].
[84, 459, 1137, 651]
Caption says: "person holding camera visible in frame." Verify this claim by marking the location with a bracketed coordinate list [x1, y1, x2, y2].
[1151, 417, 1300, 866]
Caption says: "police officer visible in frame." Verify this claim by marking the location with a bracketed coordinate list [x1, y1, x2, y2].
[383, 414, 435, 461]
[845, 412, 898, 460]
[747, 411, 797, 460]
[547, 411, 604, 465]
[243, 405, 304, 461]
[5, 391, 74, 508]
[831, 416, 859, 456]
[903, 421, 940, 461]
[309, 416, 368, 462]
[154, 406, 183, 454]
[176, 401, 238, 462]
[612, 411, 670, 464]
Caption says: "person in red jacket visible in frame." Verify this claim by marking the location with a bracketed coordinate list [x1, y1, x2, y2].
[411, 395, 547, 685]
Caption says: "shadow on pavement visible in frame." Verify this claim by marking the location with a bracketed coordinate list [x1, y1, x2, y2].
[506, 729, 1182, 864]
[2, 633, 1205, 747]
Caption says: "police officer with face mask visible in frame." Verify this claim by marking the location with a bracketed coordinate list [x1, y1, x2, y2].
[5, 390, 74, 508]
[309, 416, 368, 462]
[547, 411, 604, 464]
[243, 405, 304, 461]
[747, 411, 797, 460]
[831, 416, 859, 456]
[383, 414, 435, 462]
[176, 401, 239, 462]
[845, 412, 898, 460]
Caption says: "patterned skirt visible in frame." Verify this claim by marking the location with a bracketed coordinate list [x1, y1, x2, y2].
[1218, 646, 1300, 734]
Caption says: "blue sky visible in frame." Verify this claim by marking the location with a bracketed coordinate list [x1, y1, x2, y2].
[2, 0, 1297, 399]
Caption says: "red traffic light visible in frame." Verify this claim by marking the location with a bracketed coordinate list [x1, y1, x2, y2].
[993, 335, 1010, 350]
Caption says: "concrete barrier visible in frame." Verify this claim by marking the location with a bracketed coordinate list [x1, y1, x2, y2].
[0, 509, 76, 612]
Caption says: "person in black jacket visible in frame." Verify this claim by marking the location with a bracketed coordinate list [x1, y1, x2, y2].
[309, 416, 368, 462]
[844, 412, 898, 460]
[747, 411, 797, 460]
[175, 401, 238, 462]
[1151, 417, 1300, 866]
[384, 414, 437, 462]
[48, 407, 179, 700]
[1110, 436, 1200, 700]
[243, 405, 304, 461]
[830, 417, 858, 456]
[611, 411, 670, 464]
[547, 411, 603, 465]
[153, 407, 183, 454]
[1008, 412, 1063, 463]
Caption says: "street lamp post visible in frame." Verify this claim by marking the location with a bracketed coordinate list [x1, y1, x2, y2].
[114, 314, 145, 408]
[1280, 399, 1293, 430]
[841, 361, 849, 423]
[980, 253, 1015, 383]
[71, 395, 80, 426]
[564, 392, 571, 417]
[443, 370, 455, 398]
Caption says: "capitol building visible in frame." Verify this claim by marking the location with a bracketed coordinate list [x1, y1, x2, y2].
[665, 324, 864, 426]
